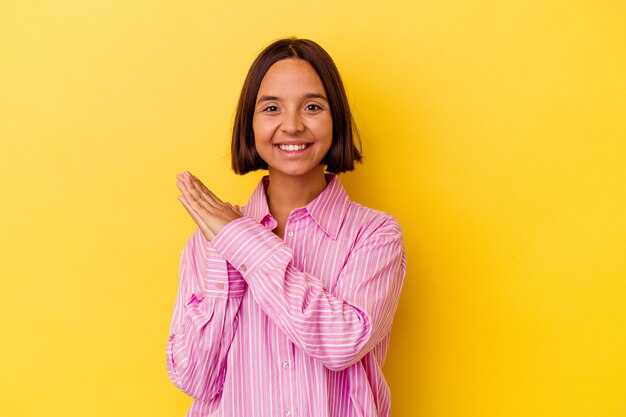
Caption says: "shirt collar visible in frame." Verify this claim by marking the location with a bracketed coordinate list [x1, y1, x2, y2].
[243, 176, 273, 225]
[243, 174, 351, 240]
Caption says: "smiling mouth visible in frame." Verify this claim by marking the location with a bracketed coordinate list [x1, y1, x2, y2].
[276, 144, 310, 152]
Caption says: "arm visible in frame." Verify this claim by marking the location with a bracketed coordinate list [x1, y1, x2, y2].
[211, 215, 406, 371]
[166, 229, 245, 402]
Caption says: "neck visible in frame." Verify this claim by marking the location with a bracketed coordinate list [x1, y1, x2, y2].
[266, 166, 329, 217]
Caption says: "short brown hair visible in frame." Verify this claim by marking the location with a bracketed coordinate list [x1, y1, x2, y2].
[231, 38, 362, 174]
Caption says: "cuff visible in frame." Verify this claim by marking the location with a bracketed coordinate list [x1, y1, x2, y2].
[211, 216, 285, 280]
[196, 229, 246, 298]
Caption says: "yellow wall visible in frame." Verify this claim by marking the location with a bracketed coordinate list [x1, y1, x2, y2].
[1, 1, 624, 416]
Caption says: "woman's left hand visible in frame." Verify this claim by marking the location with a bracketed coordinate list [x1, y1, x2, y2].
[176, 171, 243, 242]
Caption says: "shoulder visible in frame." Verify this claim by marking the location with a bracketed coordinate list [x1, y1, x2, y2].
[343, 202, 403, 242]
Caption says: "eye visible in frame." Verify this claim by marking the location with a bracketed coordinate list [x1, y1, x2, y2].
[305, 104, 323, 111]
[263, 105, 279, 112]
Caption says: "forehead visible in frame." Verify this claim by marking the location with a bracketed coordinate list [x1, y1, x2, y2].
[257, 59, 326, 96]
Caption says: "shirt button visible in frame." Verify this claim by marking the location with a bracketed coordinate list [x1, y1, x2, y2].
[282, 362, 289, 368]
[285, 410, 291, 416]
[287, 231, 294, 237]
[240, 264, 247, 272]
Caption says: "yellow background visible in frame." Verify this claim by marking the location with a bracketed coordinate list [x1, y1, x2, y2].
[1, 1, 625, 416]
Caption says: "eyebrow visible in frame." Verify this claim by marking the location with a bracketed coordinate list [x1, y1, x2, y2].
[256, 93, 329, 105]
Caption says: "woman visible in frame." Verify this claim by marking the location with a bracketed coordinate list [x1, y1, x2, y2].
[168, 38, 406, 417]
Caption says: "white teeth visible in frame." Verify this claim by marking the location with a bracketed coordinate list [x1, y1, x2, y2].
[278, 144, 308, 151]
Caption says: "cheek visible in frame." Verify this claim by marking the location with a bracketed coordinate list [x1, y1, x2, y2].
[252, 123, 265, 150]
[252, 118, 276, 143]
[252, 117, 260, 139]
[315, 116, 333, 145]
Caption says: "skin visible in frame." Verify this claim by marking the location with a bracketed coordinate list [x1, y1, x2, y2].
[177, 58, 333, 240]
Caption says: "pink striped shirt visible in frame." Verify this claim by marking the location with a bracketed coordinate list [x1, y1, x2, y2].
[167, 174, 406, 417]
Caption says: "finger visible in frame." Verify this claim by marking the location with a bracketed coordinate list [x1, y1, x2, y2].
[178, 195, 215, 240]
[177, 194, 201, 223]
[177, 173, 197, 195]
[187, 172, 222, 202]
[180, 173, 213, 207]
[177, 180, 214, 218]
[188, 175, 216, 205]
[227, 202, 244, 217]
[189, 174, 222, 206]
[176, 179, 197, 202]
[180, 172, 194, 186]
[181, 172, 219, 209]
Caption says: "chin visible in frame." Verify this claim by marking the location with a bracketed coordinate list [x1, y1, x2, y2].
[270, 165, 325, 178]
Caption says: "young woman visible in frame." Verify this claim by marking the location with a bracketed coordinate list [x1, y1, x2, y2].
[167, 38, 406, 417]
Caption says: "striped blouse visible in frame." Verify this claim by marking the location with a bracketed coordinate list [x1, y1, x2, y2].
[167, 174, 406, 417]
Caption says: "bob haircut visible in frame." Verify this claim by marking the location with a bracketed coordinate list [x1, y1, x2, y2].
[232, 38, 362, 174]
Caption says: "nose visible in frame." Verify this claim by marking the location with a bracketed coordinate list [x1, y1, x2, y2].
[281, 109, 305, 134]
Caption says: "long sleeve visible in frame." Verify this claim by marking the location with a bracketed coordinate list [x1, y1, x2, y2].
[210, 214, 406, 372]
[166, 229, 245, 404]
